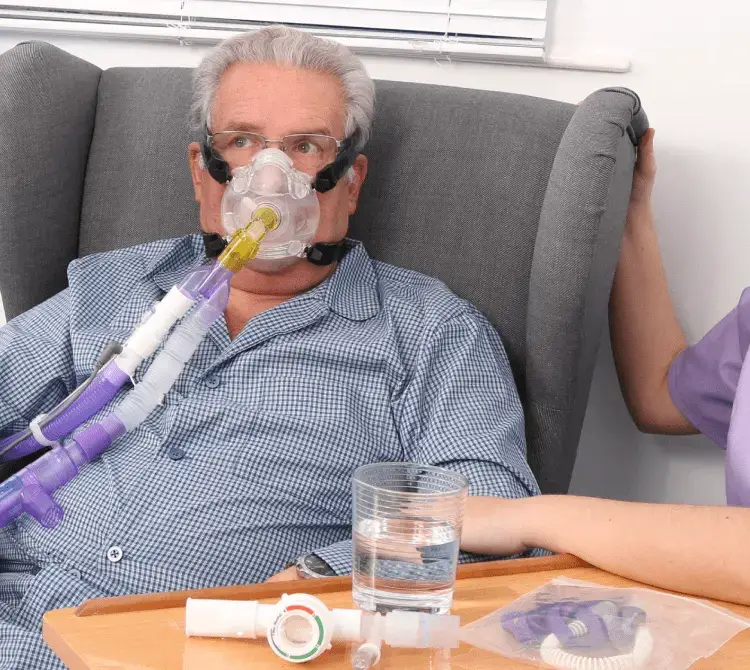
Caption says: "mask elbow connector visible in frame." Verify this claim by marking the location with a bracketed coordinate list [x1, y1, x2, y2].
[217, 205, 279, 273]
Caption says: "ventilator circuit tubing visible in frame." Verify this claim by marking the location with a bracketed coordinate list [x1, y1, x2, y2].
[0, 211, 276, 528]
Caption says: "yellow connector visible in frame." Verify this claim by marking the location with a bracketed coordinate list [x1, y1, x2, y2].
[218, 206, 280, 273]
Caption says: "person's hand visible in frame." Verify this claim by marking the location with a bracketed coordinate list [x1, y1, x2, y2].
[627, 128, 656, 222]
[265, 566, 302, 582]
[460, 496, 529, 556]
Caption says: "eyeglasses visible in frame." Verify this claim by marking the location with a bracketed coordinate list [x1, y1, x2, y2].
[206, 130, 345, 174]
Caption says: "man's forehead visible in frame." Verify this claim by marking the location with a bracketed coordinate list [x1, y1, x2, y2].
[211, 62, 346, 135]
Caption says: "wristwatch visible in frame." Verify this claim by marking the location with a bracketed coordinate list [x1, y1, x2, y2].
[292, 553, 337, 579]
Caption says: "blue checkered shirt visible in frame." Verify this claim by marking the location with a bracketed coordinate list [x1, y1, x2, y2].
[0, 235, 539, 667]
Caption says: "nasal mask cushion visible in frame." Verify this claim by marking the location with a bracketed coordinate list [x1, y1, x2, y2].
[220, 149, 320, 270]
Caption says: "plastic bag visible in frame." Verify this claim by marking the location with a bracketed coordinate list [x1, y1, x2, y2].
[460, 577, 750, 669]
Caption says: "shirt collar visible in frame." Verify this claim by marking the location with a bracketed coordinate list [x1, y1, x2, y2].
[143, 235, 380, 322]
[143, 235, 208, 293]
[319, 239, 380, 322]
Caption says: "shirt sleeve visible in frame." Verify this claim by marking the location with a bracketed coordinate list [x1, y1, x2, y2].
[395, 306, 541, 565]
[312, 306, 543, 575]
[668, 288, 750, 448]
[0, 289, 76, 439]
[394, 305, 540, 500]
[310, 539, 352, 577]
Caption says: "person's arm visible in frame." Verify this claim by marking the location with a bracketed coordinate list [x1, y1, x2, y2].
[609, 129, 696, 434]
[462, 495, 750, 605]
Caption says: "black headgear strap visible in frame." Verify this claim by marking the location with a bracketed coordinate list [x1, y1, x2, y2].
[200, 231, 347, 265]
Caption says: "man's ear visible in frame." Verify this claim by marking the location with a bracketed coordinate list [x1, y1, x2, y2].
[347, 154, 368, 216]
[188, 142, 204, 204]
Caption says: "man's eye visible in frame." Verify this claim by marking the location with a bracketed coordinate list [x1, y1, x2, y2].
[294, 141, 319, 154]
[233, 136, 249, 149]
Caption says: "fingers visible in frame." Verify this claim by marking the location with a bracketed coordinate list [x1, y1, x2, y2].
[636, 128, 656, 179]
[265, 566, 300, 582]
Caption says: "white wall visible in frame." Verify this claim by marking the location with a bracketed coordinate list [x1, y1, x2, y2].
[1, 0, 745, 504]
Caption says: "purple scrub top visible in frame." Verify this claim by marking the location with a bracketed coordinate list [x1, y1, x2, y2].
[668, 288, 750, 506]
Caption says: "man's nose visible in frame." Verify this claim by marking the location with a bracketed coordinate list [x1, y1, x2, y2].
[251, 163, 287, 195]
[263, 138, 286, 152]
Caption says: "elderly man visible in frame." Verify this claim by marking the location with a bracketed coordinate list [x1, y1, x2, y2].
[0, 26, 538, 667]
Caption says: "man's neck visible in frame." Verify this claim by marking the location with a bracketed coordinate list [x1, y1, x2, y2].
[224, 261, 336, 339]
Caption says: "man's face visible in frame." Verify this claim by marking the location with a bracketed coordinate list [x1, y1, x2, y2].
[189, 62, 367, 257]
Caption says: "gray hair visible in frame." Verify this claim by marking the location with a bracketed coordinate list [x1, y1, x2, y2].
[191, 25, 375, 152]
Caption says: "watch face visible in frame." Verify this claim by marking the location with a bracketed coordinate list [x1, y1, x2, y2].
[302, 553, 336, 577]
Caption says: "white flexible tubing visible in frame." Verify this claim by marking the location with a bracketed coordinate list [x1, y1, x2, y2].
[112, 278, 229, 432]
[114, 286, 195, 376]
[539, 626, 654, 670]
[114, 304, 212, 431]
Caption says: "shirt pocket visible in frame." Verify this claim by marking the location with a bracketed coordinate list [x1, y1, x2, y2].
[168, 399, 261, 472]
[231, 373, 400, 493]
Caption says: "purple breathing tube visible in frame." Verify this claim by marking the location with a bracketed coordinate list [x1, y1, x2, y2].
[0, 414, 127, 528]
[0, 263, 231, 463]
[502, 600, 647, 651]
[0, 361, 130, 461]
[0, 265, 230, 529]
[179, 263, 233, 300]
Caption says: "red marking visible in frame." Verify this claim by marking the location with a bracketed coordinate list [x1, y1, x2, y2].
[286, 605, 314, 615]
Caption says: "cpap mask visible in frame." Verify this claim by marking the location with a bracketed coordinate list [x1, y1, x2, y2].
[200, 128, 360, 268]
[220, 149, 320, 272]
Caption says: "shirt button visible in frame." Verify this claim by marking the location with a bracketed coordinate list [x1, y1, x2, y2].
[204, 375, 221, 389]
[70, 568, 82, 580]
[168, 446, 185, 461]
[106, 546, 124, 563]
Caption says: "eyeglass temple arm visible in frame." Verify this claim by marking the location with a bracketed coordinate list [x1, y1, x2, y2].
[313, 138, 359, 193]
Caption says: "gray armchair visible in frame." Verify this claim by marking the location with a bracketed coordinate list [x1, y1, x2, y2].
[0, 41, 647, 494]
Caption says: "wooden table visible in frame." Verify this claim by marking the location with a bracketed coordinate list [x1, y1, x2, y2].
[43, 555, 750, 669]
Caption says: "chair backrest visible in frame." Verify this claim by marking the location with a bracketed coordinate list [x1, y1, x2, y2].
[0, 41, 647, 493]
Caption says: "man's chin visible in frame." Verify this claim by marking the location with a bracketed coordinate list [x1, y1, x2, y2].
[243, 256, 304, 274]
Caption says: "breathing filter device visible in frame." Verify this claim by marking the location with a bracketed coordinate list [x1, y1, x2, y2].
[185, 593, 460, 665]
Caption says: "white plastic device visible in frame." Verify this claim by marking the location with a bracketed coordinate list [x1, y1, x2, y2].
[185, 593, 460, 664]
[186, 593, 363, 663]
